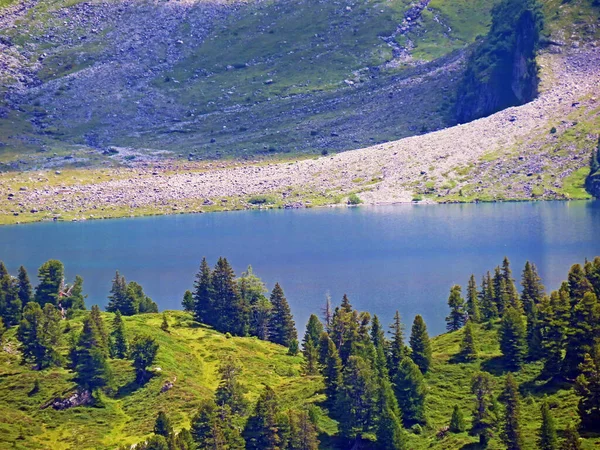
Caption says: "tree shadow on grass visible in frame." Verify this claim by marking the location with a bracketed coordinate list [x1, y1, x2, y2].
[460, 443, 486, 450]
[480, 356, 510, 376]
[115, 373, 154, 399]
[520, 375, 572, 398]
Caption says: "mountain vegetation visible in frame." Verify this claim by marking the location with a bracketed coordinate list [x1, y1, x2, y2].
[1, 255, 600, 448]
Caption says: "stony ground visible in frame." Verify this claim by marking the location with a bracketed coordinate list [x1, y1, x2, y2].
[1, 44, 598, 224]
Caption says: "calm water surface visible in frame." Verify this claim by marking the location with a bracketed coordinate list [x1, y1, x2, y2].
[1, 201, 599, 336]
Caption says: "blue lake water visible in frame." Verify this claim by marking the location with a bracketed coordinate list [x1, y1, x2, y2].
[1, 201, 599, 336]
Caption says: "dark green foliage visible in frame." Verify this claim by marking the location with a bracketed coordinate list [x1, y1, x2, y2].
[64, 275, 87, 312]
[541, 287, 570, 377]
[191, 399, 244, 450]
[584, 257, 600, 298]
[303, 314, 324, 349]
[480, 272, 498, 321]
[561, 423, 582, 450]
[90, 305, 109, 353]
[388, 310, 406, 378]
[110, 311, 128, 359]
[458, 320, 477, 362]
[470, 371, 496, 446]
[563, 292, 600, 379]
[107, 271, 135, 315]
[574, 353, 600, 432]
[215, 357, 248, 416]
[376, 406, 406, 450]
[17, 302, 62, 369]
[286, 410, 320, 450]
[303, 337, 319, 375]
[212, 257, 248, 336]
[181, 290, 194, 313]
[34, 259, 64, 307]
[142, 435, 169, 450]
[409, 315, 432, 373]
[446, 285, 466, 331]
[243, 385, 283, 450]
[0, 268, 21, 326]
[130, 334, 159, 383]
[336, 355, 378, 440]
[322, 335, 342, 406]
[268, 283, 297, 347]
[174, 429, 194, 450]
[568, 264, 594, 302]
[501, 373, 524, 450]
[128, 281, 158, 314]
[467, 274, 481, 323]
[154, 411, 173, 439]
[449, 405, 466, 433]
[0, 317, 5, 343]
[73, 314, 112, 390]
[538, 399, 558, 450]
[502, 257, 522, 312]
[17, 265, 32, 306]
[499, 307, 527, 370]
[288, 338, 299, 356]
[521, 261, 544, 317]
[193, 258, 213, 323]
[456, 0, 543, 122]
[161, 313, 169, 332]
[393, 356, 426, 426]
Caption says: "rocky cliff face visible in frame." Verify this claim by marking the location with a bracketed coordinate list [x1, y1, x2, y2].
[456, 1, 542, 124]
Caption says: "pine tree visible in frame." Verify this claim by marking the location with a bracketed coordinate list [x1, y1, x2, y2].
[393, 356, 427, 426]
[388, 311, 406, 378]
[538, 399, 558, 450]
[90, 305, 109, 354]
[493, 266, 509, 315]
[303, 314, 324, 349]
[449, 405, 466, 433]
[541, 287, 570, 377]
[110, 311, 128, 359]
[161, 313, 169, 332]
[181, 290, 194, 312]
[470, 371, 496, 446]
[502, 257, 522, 311]
[502, 373, 524, 450]
[458, 320, 477, 362]
[499, 307, 527, 370]
[563, 292, 600, 379]
[585, 256, 600, 298]
[377, 405, 406, 450]
[521, 261, 544, 317]
[574, 353, 600, 432]
[568, 264, 593, 302]
[191, 399, 244, 450]
[303, 338, 320, 375]
[561, 423, 582, 450]
[154, 411, 173, 439]
[193, 258, 213, 324]
[17, 302, 62, 369]
[34, 260, 64, 307]
[143, 435, 169, 450]
[322, 292, 333, 331]
[212, 258, 248, 336]
[175, 428, 195, 450]
[409, 315, 432, 373]
[74, 315, 113, 390]
[107, 271, 135, 315]
[466, 274, 481, 323]
[480, 271, 498, 320]
[243, 385, 283, 450]
[1, 275, 21, 326]
[287, 410, 320, 450]
[322, 335, 342, 406]
[63, 275, 86, 312]
[215, 357, 249, 416]
[17, 265, 32, 306]
[130, 334, 159, 383]
[268, 283, 297, 347]
[446, 285, 467, 331]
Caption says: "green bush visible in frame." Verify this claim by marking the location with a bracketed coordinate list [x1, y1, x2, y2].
[248, 195, 276, 205]
[347, 193, 362, 205]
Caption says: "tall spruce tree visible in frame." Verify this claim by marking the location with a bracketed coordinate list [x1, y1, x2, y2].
[502, 257, 521, 311]
[541, 287, 570, 377]
[74, 314, 113, 390]
[393, 356, 427, 426]
[568, 264, 593, 302]
[215, 357, 249, 416]
[63, 275, 86, 312]
[303, 314, 324, 349]
[409, 315, 432, 373]
[388, 311, 406, 378]
[17, 302, 62, 369]
[1, 274, 21, 326]
[191, 399, 244, 450]
[563, 292, 600, 379]
[107, 271, 136, 315]
[268, 283, 297, 347]
[458, 320, 478, 362]
[181, 290, 194, 313]
[130, 335, 159, 383]
[90, 305, 109, 353]
[377, 405, 406, 450]
[17, 265, 32, 306]
[243, 385, 283, 450]
[493, 266, 509, 315]
[446, 285, 467, 331]
[521, 261, 544, 317]
[193, 258, 213, 324]
[538, 399, 558, 450]
[480, 271, 498, 320]
[449, 405, 466, 433]
[287, 410, 320, 450]
[34, 260, 64, 307]
[322, 335, 342, 406]
[467, 274, 482, 323]
[502, 373, 524, 450]
[154, 411, 173, 439]
[110, 311, 128, 359]
[322, 292, 333, 331]
[303, 338, 320, 375]
[574, 353, 600, 432]
[499, 307, 527, 370]
[470, 371, 496, 446]
[212, 258, 248, 336]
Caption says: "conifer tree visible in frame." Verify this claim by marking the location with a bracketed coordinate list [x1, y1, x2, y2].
[243, 385, 283, 450]
[446, 285, 467, 331]
[1, 275, 21, 326]
[480, 272, 498, 320]
[541, 288, 570, 377]
[376, 405, 406, 450]
[585, 256, 600, 298]
[561, 423, 582, 450]
[521, 261, 544, 317]
[322, 292, 333, 331]
[110, 311, 128, 359]
[499, 307, 527, 370]
[538, 399, 558, 450]
[563, 292, 600, 379]
[154, 411, 173, 439]
[409, 315, 432, 373]
[74, 315, 112, 390]
[493, 266, 509, 315]
[501, 373, 524, 450]
[215, 357, 249, 416]
[143, 435, 169, 450]
[130, 334, 159, 383]
[268, 283, 297, 347]
[467, 274, 481, 323]
[449, 405, 466, 433]
[458, 320, 477, 362]
[212, 258, 248, 336]
[175, 428, 195, 450]
[388, 311, 406, 377]
[161, 313, 169, 332]
[34, 260, 64, 307]
[322, 335, 342, 405]
[574, 353, 600, 432]
[470, 372, 496, 446]
[181, 290, 194, 312]
[502, 257, 521, 311]
[191, 399, 244, 450]
[285, 409, 320, 450]
[90, 305, 109, 353]
[64, 275, 87, 312]
[303, 314, 324, 349]
[303, 338, 320, 375]
[0, 317, 5, 344]
[568, 264, 593, 302]
[393, 356, 427, 426]
[17, 265, 32, 306]
[17, 302, 62, 369]
[193, 258, 213, 324]
[107, 271, 135, 315]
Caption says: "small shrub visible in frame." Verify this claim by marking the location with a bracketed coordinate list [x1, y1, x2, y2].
[248, 195, 275, 205]
[550, 127, 557, 134]
[347, 193, 362, 205]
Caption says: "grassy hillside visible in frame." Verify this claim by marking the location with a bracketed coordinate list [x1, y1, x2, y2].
[1, 310, 598, 449]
